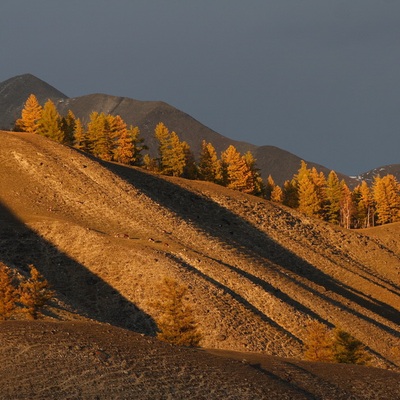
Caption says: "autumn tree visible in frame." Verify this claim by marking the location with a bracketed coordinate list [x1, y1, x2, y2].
[372, 174, 400, 225]
[325, 170, 342, 224]
[265, 175, 276, 200]
[182, 141, 197, 179]
[282, 179, 299, 208]
[353, 181, 374, 228]
[37, 99, 64, 142]
[0, 263, 18, 320]
[73, 118, 87, 151]
[332, 329, 370, 365]
[243, 151, 265, 196]
[111, 115, 134, 164]
[60, 110, 76, 145]
[152, 277, 201, 347]
[155, 123, 188, 176]
[198, 140, 221, 183]
[15, 94, 43, 133]
[86, 112, 114, 161]
[128, 125, 147, 166]
[220, 145, 255, 194]
[19, 265, 54, 320]
[295, 161, 322, 218]
[303, 320, 335, 362]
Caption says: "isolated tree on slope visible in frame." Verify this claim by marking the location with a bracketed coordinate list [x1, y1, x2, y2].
[332, 329, 370, 365]
[19, 265, 54, 320]
[37, 99, 64, 143]
[303, 320, 335, 362]
[0, 263, 18, 320]
[152, 277, 201, 347]
[15, 94, 43, 133]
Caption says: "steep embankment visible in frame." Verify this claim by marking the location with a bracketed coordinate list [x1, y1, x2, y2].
[0, 131, 399, 371]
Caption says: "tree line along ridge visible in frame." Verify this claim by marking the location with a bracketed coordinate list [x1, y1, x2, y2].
[15, 94, 400, 229]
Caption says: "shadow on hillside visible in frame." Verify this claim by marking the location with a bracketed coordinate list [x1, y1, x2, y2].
[107, 163, 400, 337]
[0, 201, 157, 335]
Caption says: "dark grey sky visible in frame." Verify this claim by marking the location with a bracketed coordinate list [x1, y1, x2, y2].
[1, 1, 399, 175]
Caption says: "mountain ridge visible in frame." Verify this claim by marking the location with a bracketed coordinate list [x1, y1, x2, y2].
[4, 73, 398, 185]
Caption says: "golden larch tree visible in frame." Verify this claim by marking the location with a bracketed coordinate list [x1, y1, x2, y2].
[221, 145, 255, 194]
[19, 265, 54, 320]
[37, 99, 64, 142]
[152, 277, 201, 347]
[198, 140, 221, 182]
[16, 94, 43, 133]
[0, 263, 18, 320]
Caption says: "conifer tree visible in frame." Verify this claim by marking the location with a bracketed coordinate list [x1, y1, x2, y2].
[87, 112, 113, 161]
[155, 123, 187, 176]
[271, 184, 283, 203]
[353, 181, 374, 228]
[15, 94, 43, 133]
[265, 175, 276, 200]
[198, 140, 221, 183]
[220, 145, 255, 194]
[19, 265, 54, 320]
[37, 99, 64, 142]
[0, 263, 18, 320]
[128, 125, 147, 166]
[340, 181, 354, 229]
[152, 277, 201, 347]
[295, 161, 322, 217]
[243, 151, 265, 196]
[282, 179, 299, 208]
[182, 141, 197, 179]
[332, 329, 370, 365]
[325, 170, 342, 224]
[303, 320, 335, 362]
[73, 118, 87, 151]
[60, 110, 76, 145]
[372, 174, 400, 225]
[111, 115, 134, 164]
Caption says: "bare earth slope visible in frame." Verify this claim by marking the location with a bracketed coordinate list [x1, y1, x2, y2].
[1, 320, 399, 400]
[0, 131, 399, 397]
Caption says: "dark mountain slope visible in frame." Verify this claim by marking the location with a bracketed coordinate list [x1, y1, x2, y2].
[0, 131, 399, 372]
[57, 93, 256, 157]
[0, 73, 358, 185]
[0, 74, 67, 130]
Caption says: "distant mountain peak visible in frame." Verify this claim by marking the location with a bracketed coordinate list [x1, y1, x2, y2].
[0, 73, 68, 130]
